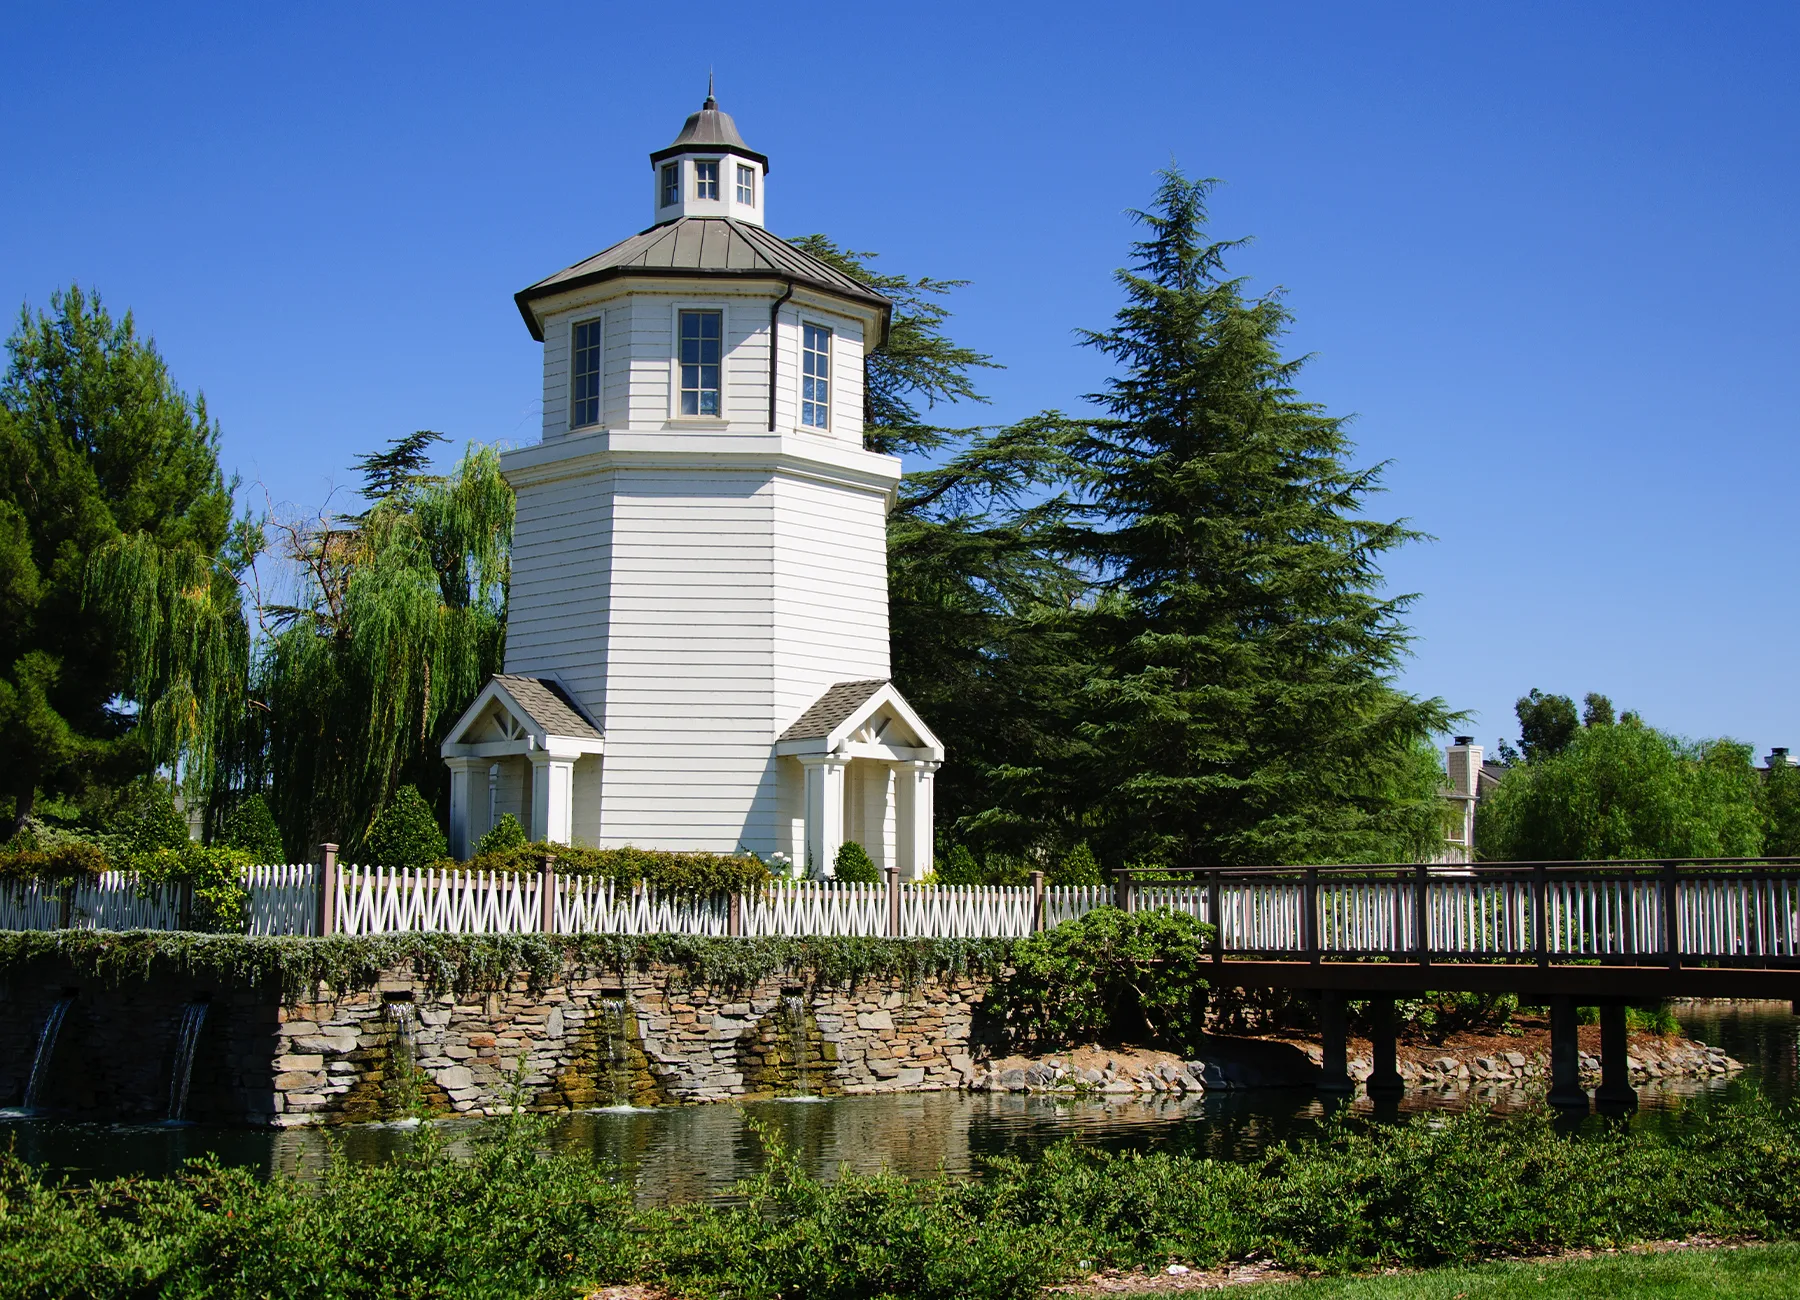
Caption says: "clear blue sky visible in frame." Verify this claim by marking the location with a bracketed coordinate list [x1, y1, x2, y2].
[4, 2, 1795, 757]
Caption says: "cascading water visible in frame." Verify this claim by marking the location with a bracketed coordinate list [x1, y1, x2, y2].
[595, 997, 634, 1108]
[165, 1000, 209, 1123]
[23, 996, 74, 1111]
[384, 999, 420, 1116]
[782, 993, 814, 1097]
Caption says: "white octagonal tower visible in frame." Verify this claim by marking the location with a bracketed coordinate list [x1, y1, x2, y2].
[442, 94, 943, 879]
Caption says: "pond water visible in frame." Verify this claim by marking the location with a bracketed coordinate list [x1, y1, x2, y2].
[4, 1000, 1795, 1202]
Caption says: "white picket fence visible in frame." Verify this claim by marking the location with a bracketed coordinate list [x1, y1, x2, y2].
[246, 862, 319, 936]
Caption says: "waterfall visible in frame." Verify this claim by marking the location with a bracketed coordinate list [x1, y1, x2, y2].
[384, 1000, 420, 1115]
[595, 997, 634, 1108]
[165, 1000, 209, 1122]
[23, 996, 74, 1111]
[782, 993, 813, 1097]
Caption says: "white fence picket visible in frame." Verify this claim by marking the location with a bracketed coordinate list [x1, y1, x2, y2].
[245, 862, 318, 936]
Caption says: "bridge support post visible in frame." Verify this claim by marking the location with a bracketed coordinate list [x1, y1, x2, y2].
[1596, 1001, 1638, 1111]
[1367, 994, 1403, 1094]
[1317, 990, 1353, 1095]
[1547, 995, 1588, 1111]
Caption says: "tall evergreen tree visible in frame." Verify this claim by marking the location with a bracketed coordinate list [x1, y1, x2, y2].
[0, 287, 248, 831]
[1071, 172, 1455, 866]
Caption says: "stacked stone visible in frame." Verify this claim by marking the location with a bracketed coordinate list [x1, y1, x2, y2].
[967, 1057, 1207, 1096]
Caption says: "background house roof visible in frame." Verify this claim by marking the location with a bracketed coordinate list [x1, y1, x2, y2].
[779, 680, 888, 742]
[492, 674, 602, 740]
[514, 217, 891, 340]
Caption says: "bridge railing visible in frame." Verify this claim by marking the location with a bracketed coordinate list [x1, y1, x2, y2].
[1114, 859, 1800, 966]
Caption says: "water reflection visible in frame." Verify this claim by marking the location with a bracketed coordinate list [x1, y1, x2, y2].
[4, 1000, 1793, 1200]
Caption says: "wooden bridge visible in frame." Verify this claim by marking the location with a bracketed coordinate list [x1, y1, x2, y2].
[1115, 858, 1800, 1112]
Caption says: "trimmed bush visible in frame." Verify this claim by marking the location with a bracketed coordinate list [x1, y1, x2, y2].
[934, 844, 982, 884]
[113, 783, 191, 854]
[476, 813, 527, 856]
[219, 794, 285, 864]
[833, 840, 880, 883]
[0, 839, 109, 884]
[365, 786, 448, 871]
[1049, 841, 1102, 886]
[466, 842, 770, 897]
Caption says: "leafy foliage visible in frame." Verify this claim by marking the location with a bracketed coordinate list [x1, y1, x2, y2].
[986, 906, 1213, 1052]
[475, 812, 526, 856]
[219, 793, 285, 863]
[363, 785, 447, 870]
[0, 286, 247, 832]
[1515, 687, 1580, 761]
[1765, 760, 1800, 857]
[253, 434, 511, 857]
[467, 842, 771, 896]
[0, 928, 1010, 1004]
[1048, 841, 1103, 886]
[131, 844, 253, 932]
[1065, 171, 1456, 868]
[1477, 715, 1766, 860]
[6, 1093, 1800, 1295]
[833, 840, 880, 883]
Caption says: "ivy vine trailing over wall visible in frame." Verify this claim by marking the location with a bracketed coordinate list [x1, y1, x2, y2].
[0, 930, 1015, 1005]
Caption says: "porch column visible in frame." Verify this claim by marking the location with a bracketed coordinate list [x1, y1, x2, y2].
[894, 759, 940, 883]
[530, 750, 578, 846]
[444, 757, 484, 860]
[801, 755, 848, 878]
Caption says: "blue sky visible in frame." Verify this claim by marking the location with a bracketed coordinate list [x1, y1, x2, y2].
[4, 2, 1795, 757]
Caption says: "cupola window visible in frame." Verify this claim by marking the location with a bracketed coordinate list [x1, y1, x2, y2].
[570, 319, 603, 428]
[679, 309, 723, 416]
[801, 323, 831, 429]
[736, 164, 756, 206]
[694, 160, 719, 200]
[660, 163, 680, 208]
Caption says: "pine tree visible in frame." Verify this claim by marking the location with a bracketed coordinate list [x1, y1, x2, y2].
[1073, 171, 1455, 866]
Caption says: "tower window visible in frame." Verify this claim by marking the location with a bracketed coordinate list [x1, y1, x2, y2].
[736, 164, 756, 206]
[801, 323, 831, 430]
[660, 163, 680, 208]
[679, 309, 723, 416]
[570, 319, 602, 428]
[694, 160, 719, 200]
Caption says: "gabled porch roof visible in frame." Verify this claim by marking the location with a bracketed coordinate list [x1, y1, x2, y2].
[775, 679, 943, 763]
[441, 674, 604, 760]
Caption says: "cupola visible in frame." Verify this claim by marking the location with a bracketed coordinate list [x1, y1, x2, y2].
[650, 84, 767, 228]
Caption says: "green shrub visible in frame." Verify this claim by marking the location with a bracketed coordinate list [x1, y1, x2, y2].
[0, 839, 111, 884]
[476, 813, 527, 856]
[987, 905, 1214, 1052]
[132, 845, 254, 933]
[934, 844, 982, 884]
[1049, 841, 1103, 886]
[466, 842, 769, 897]
[111, 783, 191, 854]
[833, 840, 880, 884]
[365, 786, 448, 871]
[219, 794, 285, 864]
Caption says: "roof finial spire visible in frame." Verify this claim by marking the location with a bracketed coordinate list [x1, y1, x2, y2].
[704, 68, 715, 110]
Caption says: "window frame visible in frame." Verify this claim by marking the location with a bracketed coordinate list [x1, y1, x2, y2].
[671, 303, 728, 420]
[660, 162, 680, 209]
[799, 320, 832, 431]
[693, 158, 720, 201]
[569, 316, 604, 430]
[736, 163, 756, 206]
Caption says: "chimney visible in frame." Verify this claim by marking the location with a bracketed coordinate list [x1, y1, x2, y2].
[1446, 737, 1482, 800]
[1769, 747, 1794, 768]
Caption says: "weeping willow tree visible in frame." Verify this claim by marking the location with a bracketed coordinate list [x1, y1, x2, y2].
[254, 432, 511, 856]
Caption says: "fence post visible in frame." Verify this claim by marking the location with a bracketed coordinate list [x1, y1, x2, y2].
[1208, 870, 1223, 961]
[539, 851, 557, 935]
[1662, 859, 1680, 970]
[1112, 869, 1132, 913]
[1304, 867, 1321, 965]
[729, 890, 743, 937]
[1532, 862, 1548, 969]
[57, 881, 73, 931]
[884, 865, 901, 938]
[316, 843, 339, 937]
[1029, 870, 1046, 933]
[1413, 861, 1430, 967]
[178, 881, 194, 932]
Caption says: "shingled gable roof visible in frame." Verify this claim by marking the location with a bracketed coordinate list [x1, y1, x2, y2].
[514, 217, 891, 342]
[778, 680, 888, 742]
[491, 674, 601, 741]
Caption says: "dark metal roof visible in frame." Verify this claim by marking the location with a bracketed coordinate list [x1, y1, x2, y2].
[515, 218, 891, 341]
[648, 95, 768, 168]
[493, 674, 602, 740]
[779, 680, 888, 742]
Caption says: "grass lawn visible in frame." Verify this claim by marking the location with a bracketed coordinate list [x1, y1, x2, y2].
[1133, 1243, 1800, 1298]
